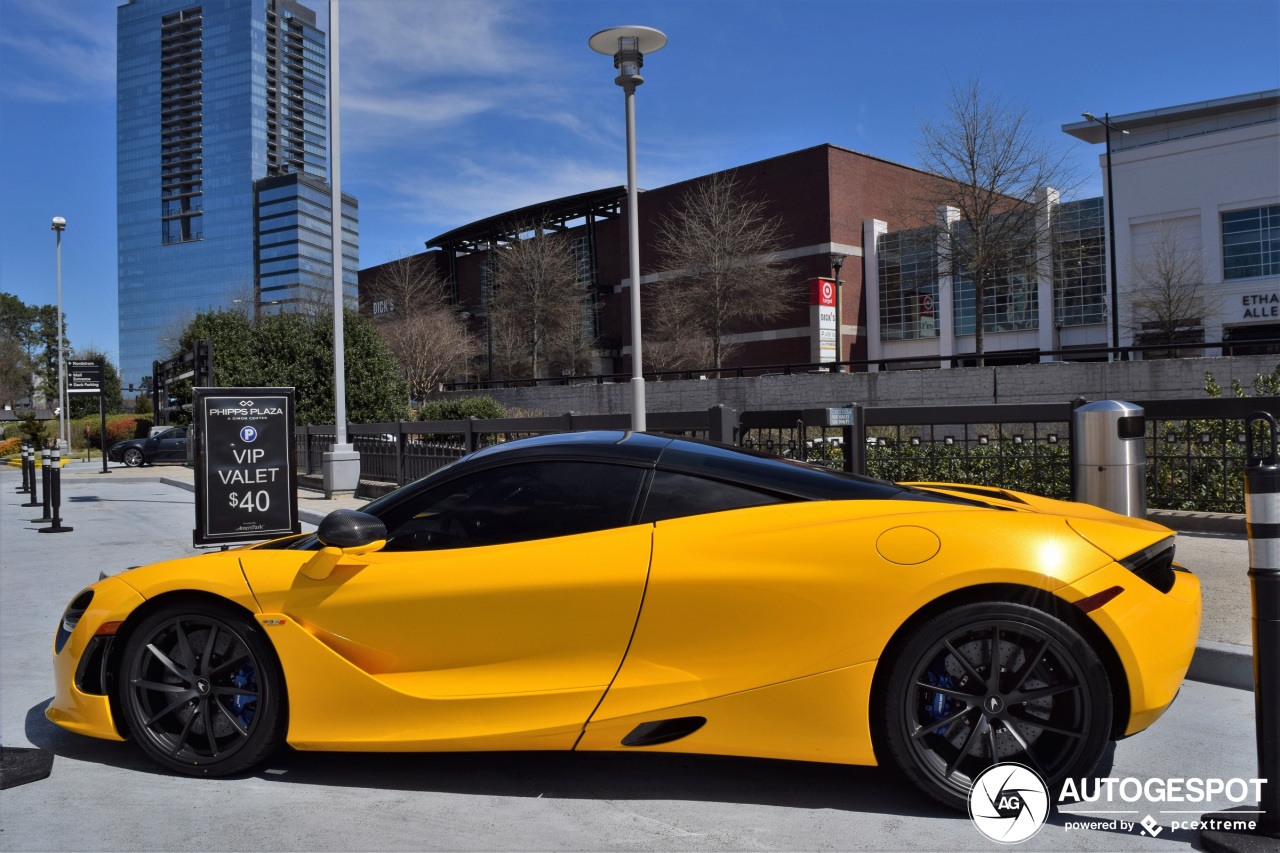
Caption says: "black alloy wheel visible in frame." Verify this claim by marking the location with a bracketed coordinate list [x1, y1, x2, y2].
[122, 447, 144, 467]
[879, 601, 1112, 812]
[119, 602, 286, 776]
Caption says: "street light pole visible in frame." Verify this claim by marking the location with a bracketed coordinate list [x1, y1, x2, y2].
[591, 26, 666, 433]
[51, 217, 67, 449]
[321, 0, 358, 497]
[830, 253, 847, 371]
[1083, 112, 1128, 361]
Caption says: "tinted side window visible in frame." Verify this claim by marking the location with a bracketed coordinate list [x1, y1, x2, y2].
[380, 461, 645, 551]
[639, 470, 788, 524]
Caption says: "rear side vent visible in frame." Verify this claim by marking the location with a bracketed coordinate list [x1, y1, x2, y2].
[621, 716, 707, 747]
[1119, 541, 1176, 594]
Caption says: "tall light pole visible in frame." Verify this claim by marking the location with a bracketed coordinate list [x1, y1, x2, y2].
[322, 0, 358, 496]
[1082, 112, 1128, 361]
[51, 216, 68, 449]
[590, 25, 666, 433]
[830, 252, 847, 371]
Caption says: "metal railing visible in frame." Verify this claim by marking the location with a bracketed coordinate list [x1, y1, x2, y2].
[298, 396, 1276, 513]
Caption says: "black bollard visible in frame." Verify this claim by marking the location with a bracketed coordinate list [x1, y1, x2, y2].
[15, 441, 29, 493]
[1245, 413, 1280, 838]
[21, 444, 40, 508]
[32, 445, 54, 522]
[39, 447, 72, 534]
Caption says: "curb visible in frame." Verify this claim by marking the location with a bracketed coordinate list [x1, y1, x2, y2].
[1188, 641, 1255, 692]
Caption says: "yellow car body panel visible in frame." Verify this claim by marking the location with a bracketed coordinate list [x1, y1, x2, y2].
[237, 524, 652, 749]
[46, 576, 144, 740]
[592, 500, 1119, 724]
[1056, 563, 1202, 734]
[578, 661, 880, 765]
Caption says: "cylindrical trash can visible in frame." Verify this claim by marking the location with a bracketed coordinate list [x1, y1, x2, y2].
[1072, 400, 1146, 518]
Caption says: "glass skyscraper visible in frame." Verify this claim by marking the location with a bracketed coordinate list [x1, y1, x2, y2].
[117, 0, 357, 389]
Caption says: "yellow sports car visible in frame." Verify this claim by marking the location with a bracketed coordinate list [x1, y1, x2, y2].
[49, 431, 1199, 811]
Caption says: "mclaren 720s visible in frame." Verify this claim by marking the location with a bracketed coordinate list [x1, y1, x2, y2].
[49, 430, 1199, 811]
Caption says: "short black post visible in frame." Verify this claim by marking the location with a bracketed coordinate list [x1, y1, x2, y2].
[32, 445, 54, 522]
[16, 441, 30, 493]
[21, 444, 40, 507]
[39, 447, 72, 533]
[1204, 412, 1280, 851]
[1244, 413, 1280, 838]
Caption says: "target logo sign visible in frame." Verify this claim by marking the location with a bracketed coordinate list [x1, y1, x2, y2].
[810, 278, 837, 307]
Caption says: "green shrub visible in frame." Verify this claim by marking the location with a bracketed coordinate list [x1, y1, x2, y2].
[83, 415, 154, 449]
[418, 396, 506, 422]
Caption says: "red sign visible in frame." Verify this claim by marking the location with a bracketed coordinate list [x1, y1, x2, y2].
[809, 278, 836, 307]
[919, 293, 935, 317]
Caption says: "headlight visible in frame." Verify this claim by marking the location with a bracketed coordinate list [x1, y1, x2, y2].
[55, 589, 94, 654]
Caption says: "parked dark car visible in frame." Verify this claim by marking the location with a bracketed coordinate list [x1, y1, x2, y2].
[108, 426, 188, 467]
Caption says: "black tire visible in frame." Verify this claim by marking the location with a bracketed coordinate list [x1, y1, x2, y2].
[119, 600, 286, 776]
[878, 601, 1112, 813]
[122, 448, 144, 467]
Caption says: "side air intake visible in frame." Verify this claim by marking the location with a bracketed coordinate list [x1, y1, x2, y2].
[621, 716, 707, 747]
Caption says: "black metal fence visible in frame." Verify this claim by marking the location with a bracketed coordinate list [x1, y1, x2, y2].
[299, 396, 1277, 512]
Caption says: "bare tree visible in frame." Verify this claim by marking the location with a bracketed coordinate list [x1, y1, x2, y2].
[1128, 220, 1216, 354]
[488, 225, 594, 379]
[916, 77, 1078, 364]
[368, 255, 477, 397]
[652, 172, 792, 369]
[644, 294, 716, 373]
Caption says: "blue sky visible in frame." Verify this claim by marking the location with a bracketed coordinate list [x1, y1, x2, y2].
[1, 0, 1277, 367]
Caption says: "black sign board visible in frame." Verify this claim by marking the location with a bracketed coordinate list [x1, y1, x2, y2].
[67, 360, 103, 395]
[193, 387, 299, 547]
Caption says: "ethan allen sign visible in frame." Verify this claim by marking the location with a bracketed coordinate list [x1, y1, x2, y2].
[1241, 292, 1280, 321]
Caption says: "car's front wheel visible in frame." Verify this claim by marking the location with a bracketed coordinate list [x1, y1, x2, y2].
[122, 448, 144, 467]
[118, 600, 286, 776]
[878, 601, 1112, 812]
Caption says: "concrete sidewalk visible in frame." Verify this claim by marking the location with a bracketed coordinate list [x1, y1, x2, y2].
[0, 461, 1267, 852]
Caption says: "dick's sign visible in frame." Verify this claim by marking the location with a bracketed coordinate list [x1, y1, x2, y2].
[193, 387, 299, 547]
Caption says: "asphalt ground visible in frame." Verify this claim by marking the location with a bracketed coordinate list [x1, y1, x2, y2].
[0, 460, 1270, 852]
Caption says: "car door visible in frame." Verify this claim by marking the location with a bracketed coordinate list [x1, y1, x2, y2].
[153, 427, 187, 462]
[250, 459, 652, 750]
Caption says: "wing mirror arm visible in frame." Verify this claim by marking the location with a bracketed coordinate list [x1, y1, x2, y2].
[300, 510, 389, 581]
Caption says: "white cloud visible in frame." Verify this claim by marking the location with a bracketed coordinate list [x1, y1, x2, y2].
[0, 0, 115, 102]
[362, 152, 624, 234]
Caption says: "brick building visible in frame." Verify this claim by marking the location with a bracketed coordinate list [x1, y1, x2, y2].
[360, 144, 946, 380]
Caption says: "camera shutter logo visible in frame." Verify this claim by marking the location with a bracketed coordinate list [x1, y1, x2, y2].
[968, 763, 1050, 844]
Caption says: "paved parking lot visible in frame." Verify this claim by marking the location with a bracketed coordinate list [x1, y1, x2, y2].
[0, 463, 1267, 851]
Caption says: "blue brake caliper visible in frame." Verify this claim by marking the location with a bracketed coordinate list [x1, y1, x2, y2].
[925, 666, 954, 735]
[230, 664, 258, 727]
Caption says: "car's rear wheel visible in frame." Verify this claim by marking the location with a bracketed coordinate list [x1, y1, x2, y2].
[879, 601, 1112, 812]
[122, 448, 144, 467]
[119, 601, 286, 776]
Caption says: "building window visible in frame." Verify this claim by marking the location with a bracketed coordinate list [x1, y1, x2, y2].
[1223, 205, 1280, 280]
[1053, 198, 1107, 327]
[877, 228, 938, 340]
[950, 217, 1038, 337]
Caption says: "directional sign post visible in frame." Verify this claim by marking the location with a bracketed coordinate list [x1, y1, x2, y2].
[193, 387, 299, 547]
[67, 360, 109, 473]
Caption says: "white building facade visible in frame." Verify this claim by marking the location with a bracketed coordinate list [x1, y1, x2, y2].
[861, 90, 1279, 370]
[1064, 90, 1280, 354]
